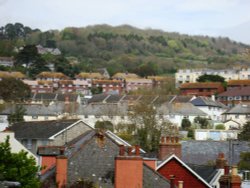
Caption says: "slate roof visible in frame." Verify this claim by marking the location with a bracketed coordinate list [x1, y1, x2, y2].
[181, 140, 250, 165]
[105, 95, 123, 103]
[218, 86, 250, 96]
[143, 164, 170, 188]
[79, 103, 128, 116]
[87, 94, 109, 103]
[228, 80, 250, 86]
[191, 96, 226, 108]
[31, 93, 79, 102]
[187, 164, 218, 183]
[159, 102, 207, 116]
[180, 82, 223, 89]
[223, 103, 250, 114]
[171, 95, 194, 103]
[0, 103, 65, 116]
[8, 119, 80, 139]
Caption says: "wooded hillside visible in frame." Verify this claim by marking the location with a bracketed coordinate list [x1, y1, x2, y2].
[1, 23, 249, 76]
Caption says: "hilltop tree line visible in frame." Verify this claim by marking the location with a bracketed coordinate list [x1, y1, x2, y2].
[0, 23, 250, 77]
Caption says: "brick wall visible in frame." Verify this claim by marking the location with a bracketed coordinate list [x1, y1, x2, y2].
[158, 158, 208, 188]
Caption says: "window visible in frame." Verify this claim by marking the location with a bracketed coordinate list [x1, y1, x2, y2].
[27, 139, 32, 150]
[243, 171, 250, 181]
[235, 115, 239, 119]
[32, 116, 38, 119]
[44, 116, 48, 120]
[84, 115, 88, 118]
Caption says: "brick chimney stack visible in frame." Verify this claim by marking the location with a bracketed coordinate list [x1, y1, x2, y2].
[159, 136, 181, 160]
[219, 165, 242, 188]
[216, 153, 227, 169]
[115, 145, 143, 188]
[56, 149, 68, 188]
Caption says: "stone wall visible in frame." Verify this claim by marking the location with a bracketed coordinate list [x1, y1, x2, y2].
[51, 121, 92, 146]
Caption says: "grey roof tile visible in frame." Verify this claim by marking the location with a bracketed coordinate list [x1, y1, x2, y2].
[9, 119, 80, 139]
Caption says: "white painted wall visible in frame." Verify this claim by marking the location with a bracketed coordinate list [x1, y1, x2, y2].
[195, 106, 226, 122]
[195, 129, 238, 141]
[0, 115, 8, 131]
[0, 131, 39, 164]
[222, 114, 248, 127]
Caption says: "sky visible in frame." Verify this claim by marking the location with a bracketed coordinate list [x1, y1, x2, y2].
[1, 0, 250, 44]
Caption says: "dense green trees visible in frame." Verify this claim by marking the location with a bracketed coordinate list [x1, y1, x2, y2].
[238, 121, 250, 141]
[0, 136, 40, 188]
[8, 105, 26, 124]
[181, 118, 191, 130]
[194, 116, 211, 129]
[238, 152, 250, 170]
[15, 45, 49, 77]
[0, 78, 31, 102]
[196, 74, 225, 83]
[0, 23, 249, 78]
[129, 100, 173, 152]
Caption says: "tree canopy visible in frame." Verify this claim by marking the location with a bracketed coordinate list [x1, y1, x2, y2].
[238, 121, 250, 141]
[0, 136, 40, 188]
[196, 74, 225, 83]
[0, 78, 31, 102]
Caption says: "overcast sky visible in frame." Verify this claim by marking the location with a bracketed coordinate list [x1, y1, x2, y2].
[1, 0, 250, 44]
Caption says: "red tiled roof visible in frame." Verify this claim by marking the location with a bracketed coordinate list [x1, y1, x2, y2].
[180, 82, 223, 89]
[218, 86, 250, 96]
[228, 80, 250, 86]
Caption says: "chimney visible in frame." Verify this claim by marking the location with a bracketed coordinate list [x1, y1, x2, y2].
[115, 145, 143, 188]
[178, 181, 183, 188]
[230, 166, 241, 188]
[56, 150, 67, 188]
[159, 136, 181, 160]
[216, 153, 227, 169]
[170, 175, 175, 188]
[219, 165, 242, 188]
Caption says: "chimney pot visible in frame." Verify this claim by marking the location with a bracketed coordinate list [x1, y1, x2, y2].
[175, 137, 179, 143]
[231, 165, 238, 176]
[224, 165, 230, 175]
[219, 152, 224, 159]
[127, 147, 132, 156]
[161, 136, 165, 144]
[178, 181, 183, 188]
[119, 145, 125, 156]
[135, 145, 140, 156]
[170, 175, 175, 188]
[60, 148, 64, 155]
[171, 136, 175, 143]
[166, 136, 170, 143]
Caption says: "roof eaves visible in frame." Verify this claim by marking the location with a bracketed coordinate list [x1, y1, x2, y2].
[156, 154, 213, 188]
[48, 120, 94, 140]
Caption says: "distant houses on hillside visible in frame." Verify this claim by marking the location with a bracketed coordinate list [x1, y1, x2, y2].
[175, 67, 250, 87]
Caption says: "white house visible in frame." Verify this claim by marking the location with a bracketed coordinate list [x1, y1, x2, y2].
[190, 96, 227, 122]
[222, 103, 250, 127]
[158, 102, 208, 127]
[195, 129, 238, 141]
[175, 67, 250, 87]
[0, 131, 39, 164]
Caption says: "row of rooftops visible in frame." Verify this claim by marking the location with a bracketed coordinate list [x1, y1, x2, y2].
[0, 71, 169, 81]
[176, 66, 250, 73]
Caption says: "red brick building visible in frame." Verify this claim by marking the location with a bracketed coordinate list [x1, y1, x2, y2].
[92, 79, 124, 94]
[227, 80, 250, 90]
[217, 86, 250, 106]
[180, 82, 224, 97]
